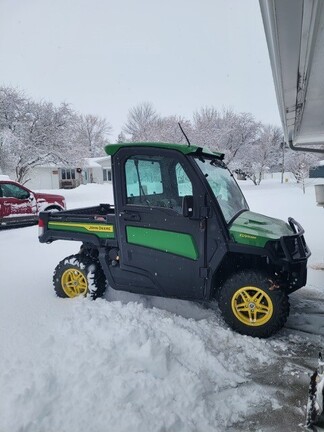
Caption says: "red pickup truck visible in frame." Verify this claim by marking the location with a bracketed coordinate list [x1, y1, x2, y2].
[0, 177, 66, 228]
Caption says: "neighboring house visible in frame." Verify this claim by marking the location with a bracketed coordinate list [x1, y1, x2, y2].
[235, 170, 295, 182]
[310, 161, 324, 178]
[262, 171, 295, 182]
[26, 156, 112, 190]
[83, 157, 112, 186]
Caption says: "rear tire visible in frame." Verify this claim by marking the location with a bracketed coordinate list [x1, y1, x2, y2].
[218, 270, 289, 338]
[53, 254, 106, 299]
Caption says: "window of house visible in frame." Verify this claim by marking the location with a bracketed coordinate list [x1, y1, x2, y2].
[103, 169, 112, 182]
[61, 168, 76, 180]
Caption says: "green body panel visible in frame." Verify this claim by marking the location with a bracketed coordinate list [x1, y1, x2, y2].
[126, 226, 199, 260]
[229, 211, 293, 247]
[105, 142, 223, 158]
[48, 221, 115, 239]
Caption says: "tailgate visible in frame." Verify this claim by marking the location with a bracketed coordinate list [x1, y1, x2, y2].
[38, 203, 116, 246]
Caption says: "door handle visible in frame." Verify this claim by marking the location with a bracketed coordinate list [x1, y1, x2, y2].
[122, 212, 141, 222]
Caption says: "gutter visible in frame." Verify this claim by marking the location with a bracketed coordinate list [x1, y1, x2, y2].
[289, 140, 324, 154]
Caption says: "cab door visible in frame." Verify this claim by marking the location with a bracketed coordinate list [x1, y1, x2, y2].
[113, 147, 208, 300]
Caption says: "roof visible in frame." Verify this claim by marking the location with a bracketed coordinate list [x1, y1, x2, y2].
[259, 0, 324, 152]
[105, 142, 224, 158]
[83, 156, 111, 168]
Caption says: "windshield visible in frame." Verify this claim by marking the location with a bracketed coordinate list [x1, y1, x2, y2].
[194, 157, 249, 223]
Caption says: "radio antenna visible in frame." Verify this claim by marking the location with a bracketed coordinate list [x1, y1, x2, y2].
[178, 122, 191, 147]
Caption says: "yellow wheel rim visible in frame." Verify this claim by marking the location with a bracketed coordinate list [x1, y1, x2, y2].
[231, 286, 273, 326]
[61, 268, 88, 298]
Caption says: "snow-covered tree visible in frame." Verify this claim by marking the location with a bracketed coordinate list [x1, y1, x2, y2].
[0, 86, 27, 175]
[233, 125, 282, 185]
[0, 86, 81, 183]
[192, 106, 222, 149]
[123, 102, 159, 141]
[154, 115, 193, 144]
[0, 86, 27, 132]
[74, 114, 111, 158]
[218, 110, 261, 165]
[0, 86, 113, 183]
[116, 131, 128, 143]
[192, 107, 261, 165]
[122, 103, 192, 145]
[285, 150, 320, 193]
[7, 100, 76, 183]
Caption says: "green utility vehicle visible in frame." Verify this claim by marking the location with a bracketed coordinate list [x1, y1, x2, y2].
[38, 142, 311, 338]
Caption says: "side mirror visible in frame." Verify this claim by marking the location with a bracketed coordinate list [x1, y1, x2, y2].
[182, 195, 194, 217]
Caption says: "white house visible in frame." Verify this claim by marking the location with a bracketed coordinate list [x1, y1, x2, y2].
[26, 156, 112, 190]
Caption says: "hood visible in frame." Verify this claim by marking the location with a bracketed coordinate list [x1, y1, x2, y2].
[34, 192, 65, 201]
[229, 210, 293, 248]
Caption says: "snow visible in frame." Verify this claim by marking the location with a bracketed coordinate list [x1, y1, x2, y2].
[84, 156, 111, 168]
[1, 179, 324, 432]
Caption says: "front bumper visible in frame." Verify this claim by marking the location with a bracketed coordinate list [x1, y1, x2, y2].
[266, 218, 311, 292]
[280, 217, 311, 263]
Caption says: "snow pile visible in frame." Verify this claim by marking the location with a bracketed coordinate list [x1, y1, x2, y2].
[58, 183, 114, 209]
[0, 297, 276, 432]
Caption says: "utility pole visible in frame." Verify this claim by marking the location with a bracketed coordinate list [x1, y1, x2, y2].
[280, 141, 285, 183]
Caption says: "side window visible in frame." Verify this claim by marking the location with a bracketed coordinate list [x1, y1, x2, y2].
[176, 163, 193, 196]
[124, 155, 193, 213]
[2, 183, 30, 199]
[125, 158, 163, 201]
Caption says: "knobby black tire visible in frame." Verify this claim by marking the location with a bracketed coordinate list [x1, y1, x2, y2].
[53, 253, 107, 299]
[218, 270, 290, 338]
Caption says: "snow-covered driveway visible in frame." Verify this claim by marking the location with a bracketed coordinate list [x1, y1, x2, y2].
[1, 181, 323, 432]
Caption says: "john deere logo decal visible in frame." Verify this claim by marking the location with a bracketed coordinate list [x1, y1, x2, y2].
[48, 221, 115, 238]
[87, 225, 113, 232]
[239, 233, 257, 240]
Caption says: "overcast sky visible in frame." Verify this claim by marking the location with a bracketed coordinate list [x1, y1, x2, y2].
[0, 0, 280, 140]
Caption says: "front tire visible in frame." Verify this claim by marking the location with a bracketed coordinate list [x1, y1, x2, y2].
[53, 254, 106, 299]
[218, 270, 290, 338]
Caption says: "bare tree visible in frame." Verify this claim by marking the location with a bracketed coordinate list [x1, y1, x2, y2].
[233, 125, 282, 185]
[0, 86, 27, 175]
[154, 115, 193, 144]
[123, 103, 192, 144]
[192, 106, 222, 149]
[116, 131, 128, 143]
[0, 86, 115, 183]
[218, 110, 261, 165]
[75, 114, 112, 158]
[12, 101, 76, 183]
[192, 107, 261, 165]
[0, 87, 76, 183]
[285, 150, 319, 193]
[123, 102, 159, 141]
